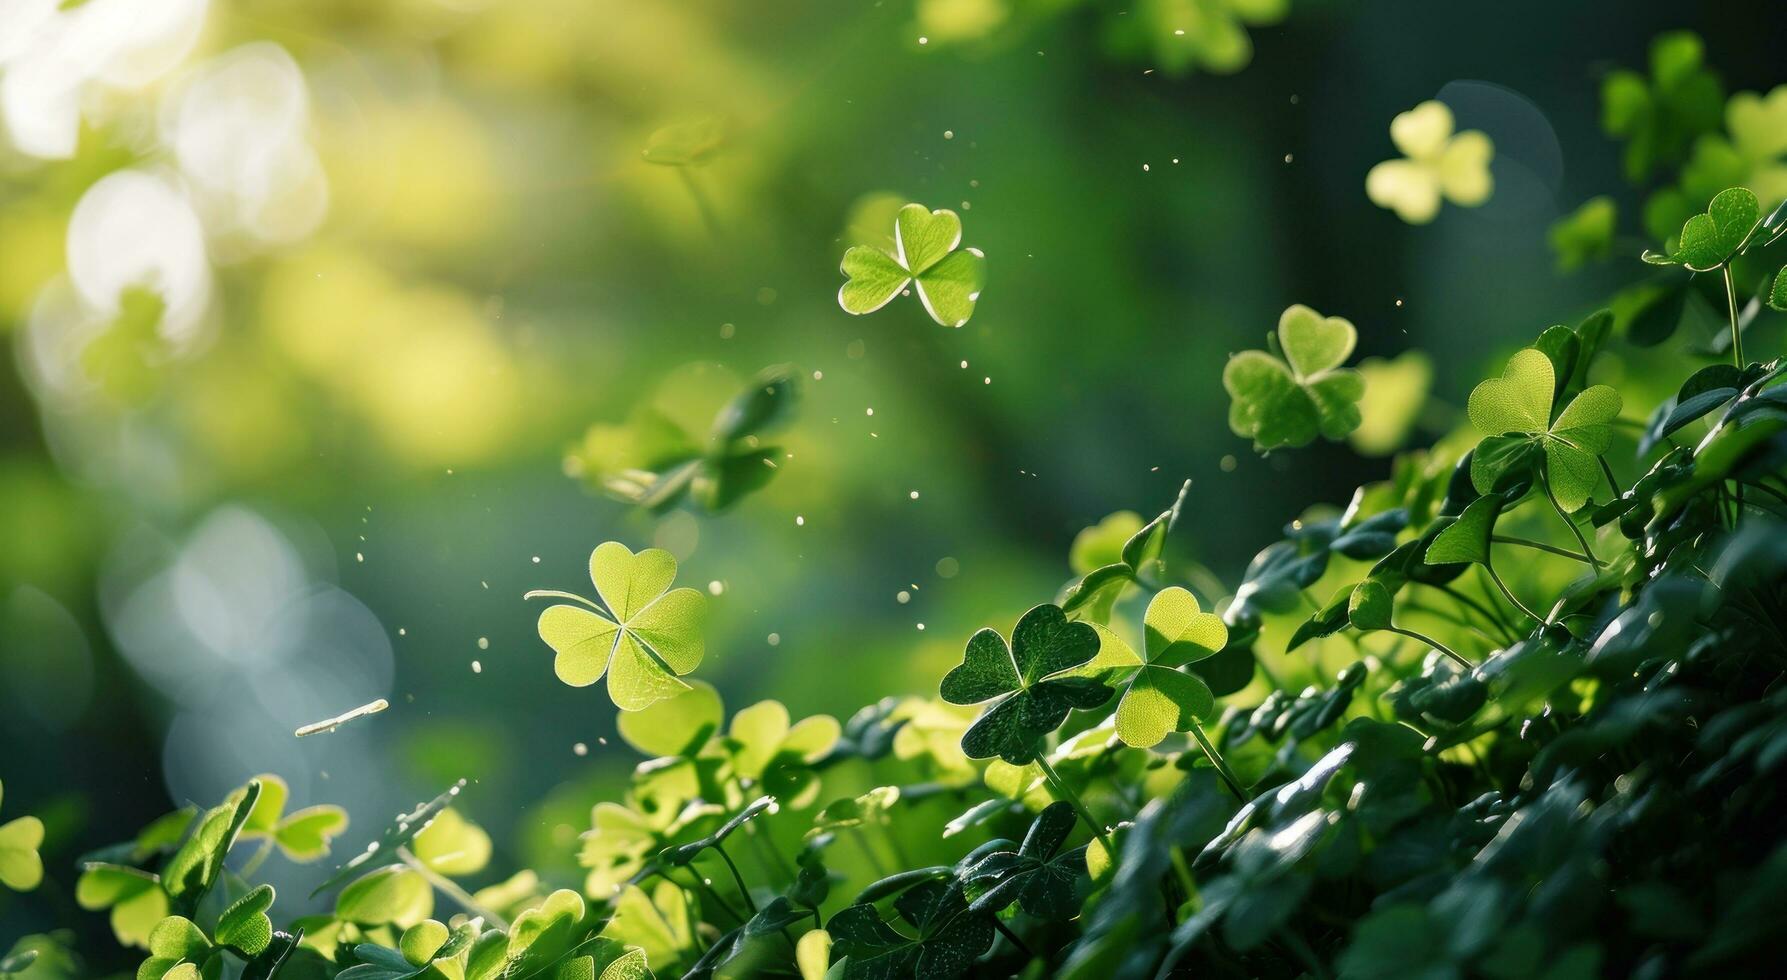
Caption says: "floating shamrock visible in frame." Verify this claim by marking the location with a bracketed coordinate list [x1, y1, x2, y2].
[1101, 0, 1288, 77]
[940, 604, 1109, 765]
[0, 780, 43, 892]
[1101, 587, 1229, 749]
[529, 542, 707, 711]
[565, 364, 799, 514]
[1467, 348, 1623, 512]
[838, 203, 985, 328]
[1366, 101, 1494, 224]
[962, 802, 1088, 920]
[826, 879, 993, 980]
[1601, 31, 1724, 182]
[1642, 187, 1762, 271]
[1224, 304, 1366, 450]
[1549, 197, 1617, 272]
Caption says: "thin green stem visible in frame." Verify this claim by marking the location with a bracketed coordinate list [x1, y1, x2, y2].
[991, 918, 1034, 958]
[1723, 264, 1745, 369]
[520, 589, 607, 613]
[1491, 534, 1595, 565]
[1388, 625, 1471, 670]
[1540, 473, 1601, 569]
[1185, 721, 1247, 803]
[238, 837, 275, 879]
[1482, 563, 1545, 628]
[675, 868, 746, 925]
[677, 168, 723, 239]
[1598, 457, 1624, 500]
[711, 843, 758, 914]
[1033, 755, 1114, 855]
[1431, 583, 1517, 644]
[398, 848, 509, 931]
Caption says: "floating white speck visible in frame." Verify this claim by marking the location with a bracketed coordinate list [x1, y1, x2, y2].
[477, 637, 489, 650]
[573, 742, 588, 756]
[910, 490, 920, 500]
[897, 591, 911, 604]
[768, 633, 781, 646]
[708, 580, 724, 596]
[531, 556, 541, 563]
[295, 698, 389, 737]
[471, 660, 482, 673]
[916, 623, 926, 631]
[795, 515, 805, 526]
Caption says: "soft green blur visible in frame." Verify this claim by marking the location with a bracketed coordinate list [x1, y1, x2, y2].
[0, 0, 1781, 960]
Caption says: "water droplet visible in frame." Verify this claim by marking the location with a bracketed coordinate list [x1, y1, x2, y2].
[943, 130, 954, 140]
[355, 552, 364, 562]
[708, 580, 724, 595]
[1283, 153, 1293, 163]
[720, 322, 736, 339]
[767, 632, 781, 646]
[477, 637, 489, 650]
[1220, 454, 1238, 472]
[1142, 163, 1150, 172]
[795, 515, 805, 526]
[532, 556, 541, 564]
[918, 36, 929, 45]
[916, 623, 926, 631]
[398, 627, 407, 636]
[813, 370, 824, 380]
[866, 407, 875, 416]
[471, 660, 482, 673]
[573, 742, 588, 756]
[909, 490, 920, 500]
[960, 359, 969, 368]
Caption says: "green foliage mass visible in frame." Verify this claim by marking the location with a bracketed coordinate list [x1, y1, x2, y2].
[11, 24, 1787, 980]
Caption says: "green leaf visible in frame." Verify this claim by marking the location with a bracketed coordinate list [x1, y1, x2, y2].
[1069, 512, 1143, 576]
[1347, 580, 1396, 631]
[1350, 351, 1433, 456]
[75, 863, 168, 949]
[710, 365, 799, 446]
[827, 880, 992, 980]
[837, 204, 985, 328]
[616, 680, 723, 757]
[274, 806, 349, 863]
[0, 805, 44, 892]
[216, 885, 275, 957]
[940, 605, 1108, 764]
[962, 802, 1087, 920]
[599, 882, 690, 969]
[1467, 348, 1622, 511]
[797, 930, 832, 980]
[1424, 493, 1504, 566]
[162, 780, 261, 913]
[1770, 266, 1787, 311]
[531, 542, 708, 711]
[1549, 196, 1617, 271]
[411, 808, 491, 877]
[1112, 588, 1225, 748]
[312, 781, 465, 897]
[137, 917, 212, 980]
[641, 117, 723, 167]
[336, 868, 434, 927]
[1644, 187, 1762, 270]
[1224, 305, 1365, 450]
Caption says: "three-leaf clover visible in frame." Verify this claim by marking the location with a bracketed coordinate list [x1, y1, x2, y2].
[239, 774, 348, 863]
[1467, 348, 1623, 511]
[530, 542, 708, 711]
[138, 916, 216, 980]
[1105, 587, 1229, 749]
[1600, 31, 1724, 182]
[940, 604, 1109, 765]
[1642, 187, 1762, 271]
[76, 863, 167, 949]
[1366, 101, 1494, 224]
[962, 802, 1088, 920]
[725, 700, 842, 808]
[827, 879, 993, 980]
[0, 780, 43, 892]
[838, 203, 985, 328]
[1224, 304, 1366, 450]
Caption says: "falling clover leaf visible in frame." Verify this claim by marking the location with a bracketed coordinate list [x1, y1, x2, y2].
[940, 604, 1108, 765]
[1224, 304, 1366, 451]
[0, 780, 44, 892]
[1642, 186, 1762, 271]
[1366, 101, 1494, 224]
[529, 542, 708, 711]
[1467, 348, 1623, 512]
[838, 203, 985, 328]
[1108, 587, 1228, 749]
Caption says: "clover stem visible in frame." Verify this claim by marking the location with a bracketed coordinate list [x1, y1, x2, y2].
[991, 919, 1034, 958]
[745, 822, 794, 888]
[1387, 625, 1472, 670]
[238, 837, 275, 879]
[397, 847, 509, 931]
[1184, 721, 1247, 804]
[520, 589, 608, 614]
[1430, 583, 1518, 644]
[1033, 755, 1115, 855]
[674, 868, 747, 926]
[711, 842, 759, 915]
[1723, 264, 1745, 369]
[677, 168, 722, 239]
[1598, 458, 1624, 500]
[1481, 564, 1545, 628]
[1491, 534, 1596, 565]
[1540, 473, 1602, 569]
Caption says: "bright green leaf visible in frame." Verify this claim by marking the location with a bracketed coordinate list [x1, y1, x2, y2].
[838, 204, 985, 328]
[1225, 305, 1365, 450]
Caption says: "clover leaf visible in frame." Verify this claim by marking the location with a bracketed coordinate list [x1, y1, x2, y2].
[1224, 305, 1366, 450]
[1549, 197, 1617, 272]
[1061, 481, 1189, 623]
[138, 916, 215, 980]
[411, 808, 491, 878]
[827, 879, 993, 980]
[0, 781, 44, 892]
[1109, 588, 1228, 749]
[616, 680, 723, 758]
[1423, 493, 1506, 567]
[725, 700, 841, 808]
[600, 882, 691, 969]
[838, 203, 985, 328]
[1101, 0, 1287, 77]
[76, 863, 167, 949]
[530, 542, 707, 711]
[1601, 31, 1724, 182]
[215, 885, 275, 957]
[1467, 348, 1623, 511]
[962, 802, 1088, 920]
[940, 604, 1108, 765]
[1642, 187, 1762, 270]
[162, 780, 261, 915]
[809, 786, 900, 841]
[1366, 101, 1494, 224]
[239, 774, 348, 864]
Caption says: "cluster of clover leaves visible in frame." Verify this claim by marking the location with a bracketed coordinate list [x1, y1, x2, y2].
[14, 42, 1787, 980]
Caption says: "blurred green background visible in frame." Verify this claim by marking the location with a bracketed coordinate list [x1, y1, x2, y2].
[1, 0, 1783, 955]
